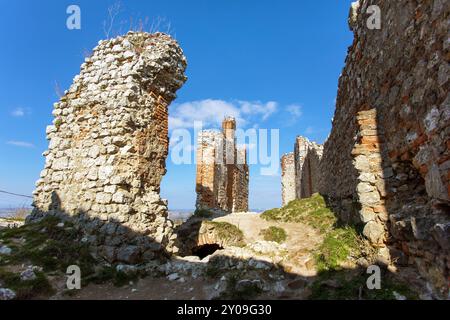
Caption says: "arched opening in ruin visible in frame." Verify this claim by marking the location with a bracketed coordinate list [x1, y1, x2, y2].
[191, 243, 223, 259]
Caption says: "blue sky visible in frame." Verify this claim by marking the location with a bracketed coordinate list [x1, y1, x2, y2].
[0, 0, 354, 210]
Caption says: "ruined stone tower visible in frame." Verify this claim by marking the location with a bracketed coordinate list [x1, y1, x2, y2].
[29, 32, 187, 263]
[195, 118, 249, 213]
[319, 0, 449, 296]
[281, 136, 323, 206]
[281, 153, 296, 206]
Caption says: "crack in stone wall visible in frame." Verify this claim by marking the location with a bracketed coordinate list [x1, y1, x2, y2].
[195, 118, 249, 213]
[319, 0, 449, 297]
[28, 32, 187, 264]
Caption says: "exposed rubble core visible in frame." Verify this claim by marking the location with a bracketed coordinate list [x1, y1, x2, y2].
[281, 153, 296, 206]
[195, 118, 249, 213]
[28, 32, 187, 263]
[319, 0, 449, 296]
[281, 136, 323, 205]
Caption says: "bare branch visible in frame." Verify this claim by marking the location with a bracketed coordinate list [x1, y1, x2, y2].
[103, 1, 121, 39]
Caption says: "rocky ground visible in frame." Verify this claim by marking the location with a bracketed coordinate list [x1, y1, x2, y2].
[0, 195, 431, 300]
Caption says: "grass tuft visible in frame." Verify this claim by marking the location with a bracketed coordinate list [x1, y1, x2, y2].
[261, 193, 336, 233]
[314, 227, 360, 272]
[0, 268, 54, 299]
[260, 226, 287, 243]
[203, 221, 245, 247]
[0, 216, 96, 275]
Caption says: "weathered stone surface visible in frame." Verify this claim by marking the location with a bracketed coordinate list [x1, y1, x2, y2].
[196, 118, 249, 213]
[116, 245, 141, 264]
[281, 136, 323, 205]
[299, 142, 323, 198]
[363, 221, 385, 245]
[0, 245, 12, 255]
[28, 32, 187, 263]
[319, 0, 449, 297]
[281, 153, 296, 206]
[0, 288, 16, 300]
[20, 268, 37, 281]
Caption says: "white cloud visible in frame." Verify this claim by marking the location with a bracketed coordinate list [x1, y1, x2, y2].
[305, 126, 314, 134]
[286, 104, 302, 119]
[169, 99, 278, 131]
[6, 140, 35, 148]
[11, 107, 31, 117]
[238, 100, 278, 120]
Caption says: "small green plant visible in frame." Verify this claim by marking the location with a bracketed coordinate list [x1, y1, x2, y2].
[0, 268, 54, 299]
[314, 227, 360, 272]
[260, 226, 287, 243]
[194, 208, 213, 218]
[204, 221, 245, 247]
[0, 216, 96, 276]
[54, 118, 63, 129]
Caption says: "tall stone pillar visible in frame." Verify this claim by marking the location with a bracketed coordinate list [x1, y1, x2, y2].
[281, 153, 296, 206]
[195, 117, 248, 213]
[294, 136, 311, 199]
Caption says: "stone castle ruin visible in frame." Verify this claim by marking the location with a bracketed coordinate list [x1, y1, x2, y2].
[281, 152, 296, 206]
[319, 0, 449, 295]
[195, 117, 249, 213]
[22, 0, 448, 298]
[28, 32, 187, 263]
[281, 136, 323, 206]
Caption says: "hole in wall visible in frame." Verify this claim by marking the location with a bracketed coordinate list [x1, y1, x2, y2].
[191, 243, 223, 259]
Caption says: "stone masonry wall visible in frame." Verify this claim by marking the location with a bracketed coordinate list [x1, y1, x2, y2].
[29, 32, 187, 263]
[195, 130, 224, 210]
[281, 153, 296, 206]
[232, 146, 249, 212]
[319, 0, 449, 296]
[300, 143, 324, 198]
[294, 137, 311, 199]
[281, 137, 323, 206]
[196, 118, 249, 213]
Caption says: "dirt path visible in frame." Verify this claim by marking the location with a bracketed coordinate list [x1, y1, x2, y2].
[58, 276, 214, 300]
[56, 214, 322, 300]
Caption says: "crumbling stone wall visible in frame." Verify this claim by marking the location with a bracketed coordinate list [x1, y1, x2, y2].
[196, 118, 249, 213]
[281, 153, 296, 206]
[300, 143, 324, 198]
[281, 137, 323, 206]
[319, 0, 449, 296]
[232, 146, 249, 212]
[195, 131, 222, 210]
[294, 137, 311, 199]
[29, 32, 187, 263]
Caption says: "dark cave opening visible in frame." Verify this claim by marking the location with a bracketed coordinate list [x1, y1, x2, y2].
[191, 243, 223, 259]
